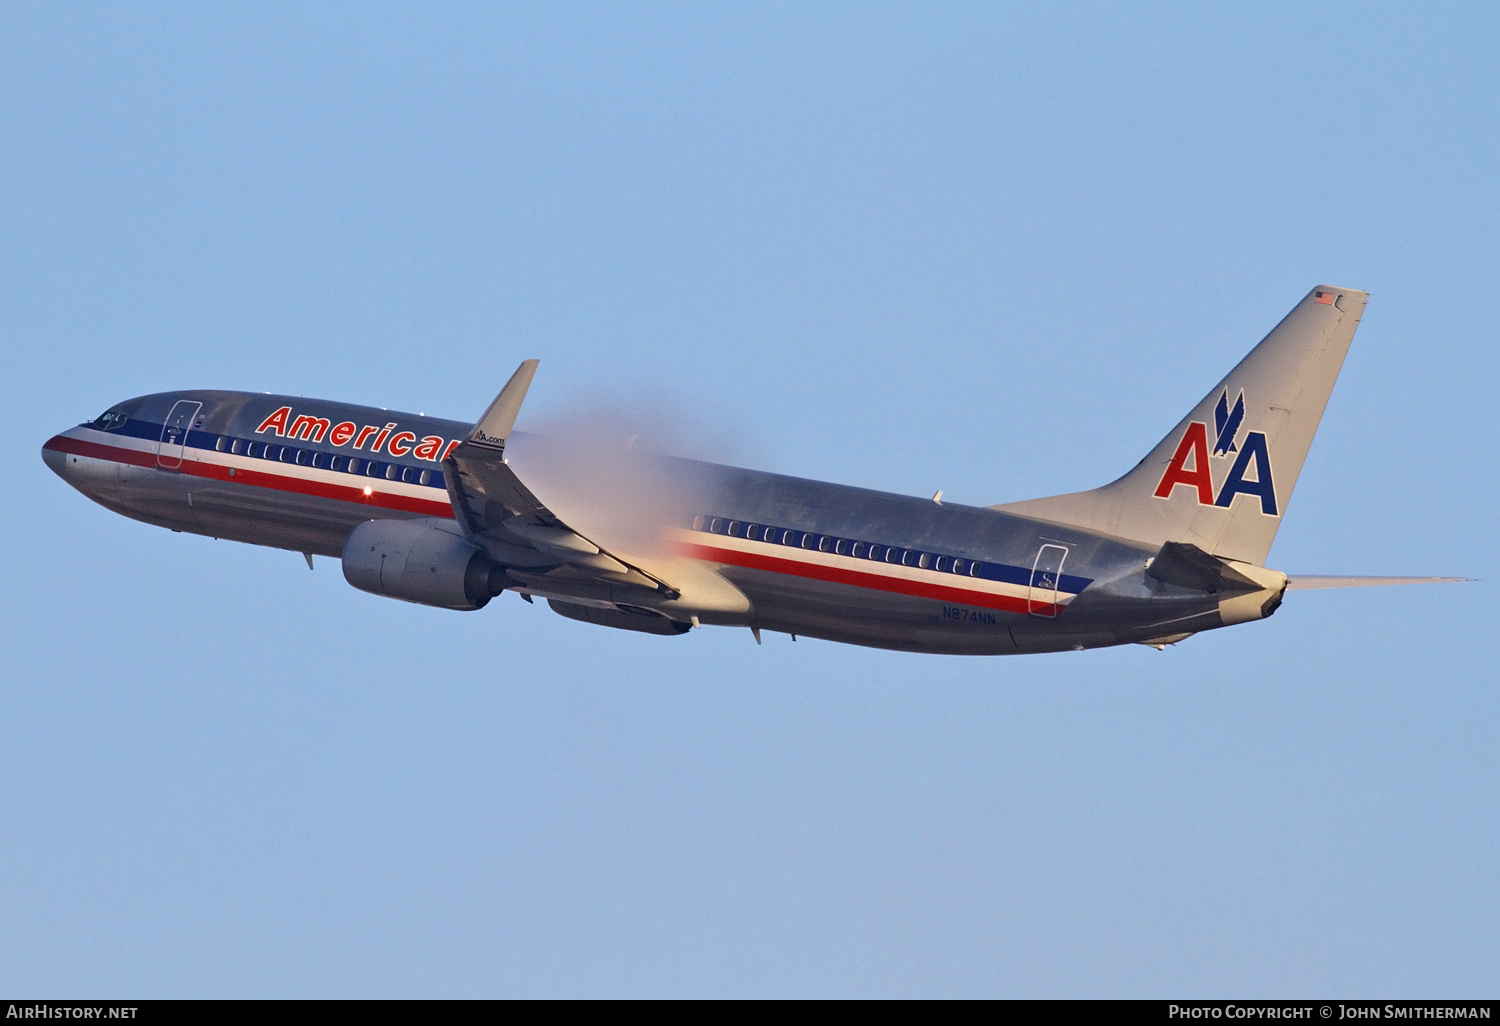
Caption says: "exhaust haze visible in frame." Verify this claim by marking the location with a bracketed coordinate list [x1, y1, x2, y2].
[503, 392, 760, 559]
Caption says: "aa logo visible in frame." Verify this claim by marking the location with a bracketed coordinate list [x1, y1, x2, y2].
[1153, 389, 1278, 515]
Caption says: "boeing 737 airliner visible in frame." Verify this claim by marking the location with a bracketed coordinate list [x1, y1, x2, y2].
[42, 286, 1468, 654]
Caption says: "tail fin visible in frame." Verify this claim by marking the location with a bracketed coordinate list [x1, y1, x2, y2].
[994, 285, 1368, 565]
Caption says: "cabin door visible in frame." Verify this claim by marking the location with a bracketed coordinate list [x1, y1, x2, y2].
[157, 400, 201, 471]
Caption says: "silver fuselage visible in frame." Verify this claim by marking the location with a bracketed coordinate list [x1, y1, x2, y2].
[43, 389, 1245, 655]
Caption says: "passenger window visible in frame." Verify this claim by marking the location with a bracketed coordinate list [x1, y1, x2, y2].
[246, 442, 261, 458]
[727, 521, 742, 537]
[296, 450, 311, 466]
[403, 467, 418, 483]
[231, 439, 243, 455]
[215, 436, 227, 453]
[918, 553, 932, 569]
[745, 524, 760, 539]
[709, 518, 723, 534]
[330, 455, 345, 471]
[283, 447, 297, 463]
[783, 531, 800, 546]
[951, 558, 966, 575]
[264, 445, 280, 460]
[312, 452, 327, 469]
[347, 457, 361, 474]
[367, 462, 383, 477]
[970, 561, 983, 577]
[851, 542, 865, 557]
[835, 539, 849, 555]
[802, 534, 817, 550]
[418, 470, 430, 486]
[385, 464, 399, 481]
[887, 547, 903, 564]
[692, 515, 706, 531]
[818, 536, 832, 553]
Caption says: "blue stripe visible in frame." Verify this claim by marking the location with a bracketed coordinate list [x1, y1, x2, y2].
[685, 515, 1093, 595]
[87, 417, 450, 491]
[85, 415, 1091, 597]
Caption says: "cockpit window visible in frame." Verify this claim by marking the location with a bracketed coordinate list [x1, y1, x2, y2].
[90, 410, 128, 431]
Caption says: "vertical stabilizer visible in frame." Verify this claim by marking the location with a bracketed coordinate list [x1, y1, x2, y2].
[994, 285, 1368, 565]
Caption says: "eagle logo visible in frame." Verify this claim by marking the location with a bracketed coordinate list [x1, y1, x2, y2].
[1213, 389, 1245, 456]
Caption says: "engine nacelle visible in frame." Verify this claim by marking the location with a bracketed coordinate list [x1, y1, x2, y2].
[342, 518, 495, 610]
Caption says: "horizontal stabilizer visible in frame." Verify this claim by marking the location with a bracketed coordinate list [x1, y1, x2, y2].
[1285, 575, 1476, 590]
[1145, 541, 1289, 627]
[1147, 541, 1265, 593]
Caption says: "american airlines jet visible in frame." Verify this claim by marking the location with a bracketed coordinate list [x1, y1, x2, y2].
[42, 286, 1468, 654]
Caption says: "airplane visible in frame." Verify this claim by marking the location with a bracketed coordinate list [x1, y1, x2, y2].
[42, 285, 1470, 655]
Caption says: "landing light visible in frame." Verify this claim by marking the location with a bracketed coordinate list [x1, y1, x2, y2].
[363, 486, 372, 496]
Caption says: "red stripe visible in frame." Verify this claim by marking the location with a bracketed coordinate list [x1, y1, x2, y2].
[46, 434, 157, 468]
[45, 435, 456, 519]
[681, 541, 1058, 616]
[46, 434, 1062, 615]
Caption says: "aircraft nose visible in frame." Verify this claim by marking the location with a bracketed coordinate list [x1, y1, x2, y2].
[41, 436, 70, 480]
[43, 431, 121, 502]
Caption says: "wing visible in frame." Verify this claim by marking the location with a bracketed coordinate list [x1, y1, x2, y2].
[1285, 575, 1477, 590]
[440, 359, 679, 595]
[439, 361, 752, 624]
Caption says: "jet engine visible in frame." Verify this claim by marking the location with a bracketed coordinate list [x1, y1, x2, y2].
[342, 518, 497, 611]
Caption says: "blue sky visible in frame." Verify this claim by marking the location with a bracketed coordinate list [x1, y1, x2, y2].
[1, 3, 1495, 997]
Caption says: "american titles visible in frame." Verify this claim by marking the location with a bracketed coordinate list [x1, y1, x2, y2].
[253, 406, 460, 463]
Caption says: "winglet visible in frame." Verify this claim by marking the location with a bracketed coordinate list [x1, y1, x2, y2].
[469, 359, 539, 449]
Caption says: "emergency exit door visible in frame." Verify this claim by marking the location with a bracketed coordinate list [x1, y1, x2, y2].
[1028, 544, 1068, 617]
